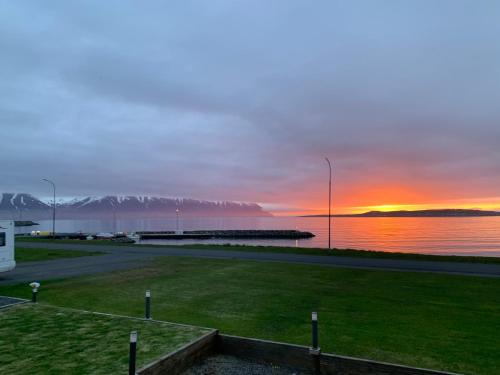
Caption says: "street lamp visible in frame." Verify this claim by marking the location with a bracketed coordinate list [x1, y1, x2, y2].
[42, 178, 56, 239]
[325, 158, 332, 249]
[175, 208, 180, 233]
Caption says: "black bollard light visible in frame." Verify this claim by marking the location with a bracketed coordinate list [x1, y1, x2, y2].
[29, 282, 40, 303]
[129, 331, 137, 375]
[310, 311, 321, 375]
[312, 311, 318, 349]
[145, 290, 151, 320]
[310, 311, 320, 354]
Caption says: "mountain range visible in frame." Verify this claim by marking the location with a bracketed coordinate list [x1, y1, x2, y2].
[0, 193, 272, 219]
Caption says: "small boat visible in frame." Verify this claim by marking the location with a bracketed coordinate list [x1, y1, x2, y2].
[95, 232, 114, 239]
[112, 237, 136, 244]
[126, 233, 140, 241]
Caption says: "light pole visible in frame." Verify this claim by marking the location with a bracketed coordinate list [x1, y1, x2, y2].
[325, 158, 332, 249]
[175, 208, 180, 233]
[42, 178, 56, 239]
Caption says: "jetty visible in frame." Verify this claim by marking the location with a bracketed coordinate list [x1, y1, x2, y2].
[14, 220, 39, 227]
[137, 230, 315, 240]
[19, 229, 315, 242]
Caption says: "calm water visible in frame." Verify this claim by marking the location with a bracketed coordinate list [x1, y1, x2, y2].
[19, 216, 500, 257]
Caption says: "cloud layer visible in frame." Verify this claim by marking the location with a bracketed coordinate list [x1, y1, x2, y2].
[1, 1, 499, 213]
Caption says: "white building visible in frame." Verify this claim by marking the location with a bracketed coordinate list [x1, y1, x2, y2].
[0, 221, 15, 272]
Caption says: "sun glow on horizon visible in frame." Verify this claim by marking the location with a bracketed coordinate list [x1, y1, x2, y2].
[268, 198, 500, 216]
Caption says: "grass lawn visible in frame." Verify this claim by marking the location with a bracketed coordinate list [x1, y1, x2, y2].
[171, 243, 500, 264]
[1, 257, 499, 375]
[15, 247, 104, 263]
[16, 237, 500, 264]
[0, 303, 210, 375]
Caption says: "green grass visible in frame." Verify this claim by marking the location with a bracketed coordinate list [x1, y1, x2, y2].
[15, 247, 103, 263]
[16, 237, 500, 264]
[0, 303, 209, 375]
[172, 243, 500, 264]
[1, 257, 499, 375]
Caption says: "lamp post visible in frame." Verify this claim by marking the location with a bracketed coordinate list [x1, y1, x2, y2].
[30, 282, 41, 303]
[325, 158, 332, 249]
[145, 290, 151, 320]
[175, 208, 180, 233]
[129, 331, 137, 375]
[42, 178, 56, 239]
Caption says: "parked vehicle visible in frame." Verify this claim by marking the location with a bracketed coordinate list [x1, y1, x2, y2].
[31, 230, 52, 236]
[0, 221, 15, 273]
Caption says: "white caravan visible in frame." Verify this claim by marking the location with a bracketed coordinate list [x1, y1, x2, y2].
[0, 221, 15, 272]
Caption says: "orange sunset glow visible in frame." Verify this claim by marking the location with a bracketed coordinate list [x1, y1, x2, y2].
[268, 184, 500, 216]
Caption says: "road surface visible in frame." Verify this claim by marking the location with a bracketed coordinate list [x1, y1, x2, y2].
[1, 241, 499, 285]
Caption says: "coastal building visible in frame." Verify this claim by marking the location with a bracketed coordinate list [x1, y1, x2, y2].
[0, 220, 15, 272]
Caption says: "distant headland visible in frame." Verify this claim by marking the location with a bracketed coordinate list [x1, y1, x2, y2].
[302, 209, 500, 218]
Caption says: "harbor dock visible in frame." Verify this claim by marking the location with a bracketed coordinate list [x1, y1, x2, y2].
[137, 230, 315, 240]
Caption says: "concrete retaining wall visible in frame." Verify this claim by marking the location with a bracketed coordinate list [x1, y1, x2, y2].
[137, 330, 218, 375]
[217, 334, 462, 375]
[138, 332, 463, 375]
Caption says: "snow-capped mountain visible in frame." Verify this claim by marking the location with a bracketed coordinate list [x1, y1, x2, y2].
[0, 193, 272, 219]
[0, 193, 50, 211]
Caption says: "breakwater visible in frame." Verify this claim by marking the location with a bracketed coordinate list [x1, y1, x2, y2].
[14, 221, 39, 227]
[137, 230, 315, 240]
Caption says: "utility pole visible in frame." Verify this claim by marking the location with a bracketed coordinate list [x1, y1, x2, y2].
[42, 178, 56, 239]
[325, 158, 332, 249]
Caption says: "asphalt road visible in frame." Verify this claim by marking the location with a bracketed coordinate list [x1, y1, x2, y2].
[1, 241, 499, 285]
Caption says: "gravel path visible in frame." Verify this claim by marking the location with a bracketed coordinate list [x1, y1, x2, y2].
[181, 355, 306, 375]
[0, 296, 27, 308]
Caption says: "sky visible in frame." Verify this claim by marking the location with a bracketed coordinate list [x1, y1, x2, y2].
[1, 1, 499, 215]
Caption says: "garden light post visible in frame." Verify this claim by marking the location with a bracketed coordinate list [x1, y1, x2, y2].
[325, 158, 332, 249]
[42, 178, 56, 239]
[129, 331, 137, 375]
[29, 282, 40, 303]
[311, 311, 319, 352]
[310, 311, 321, 375]
[145, 290, 151, 319]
